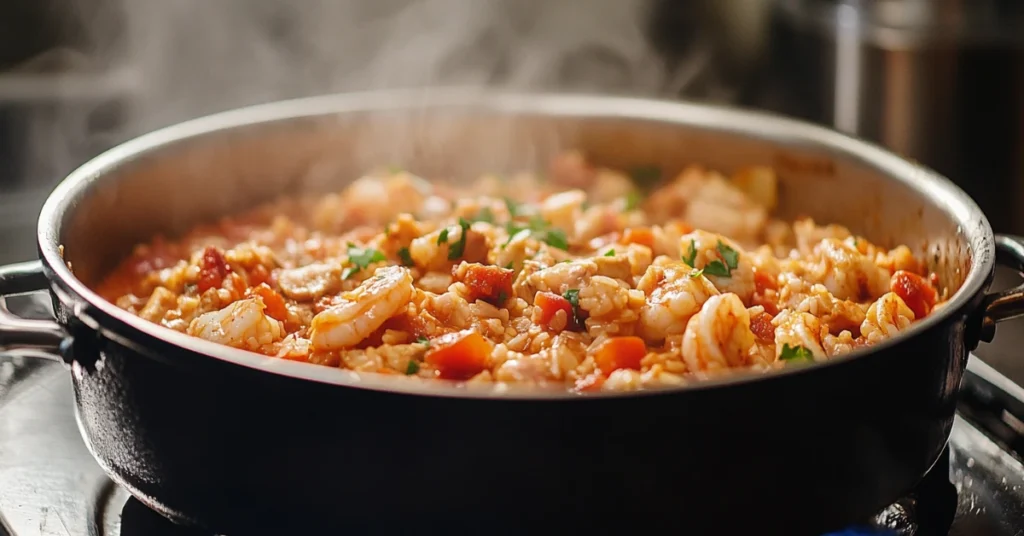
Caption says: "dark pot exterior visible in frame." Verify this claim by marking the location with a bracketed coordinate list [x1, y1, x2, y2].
[59, 277, 981, 535]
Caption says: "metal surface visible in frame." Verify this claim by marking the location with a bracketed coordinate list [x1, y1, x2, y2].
[1, 357, 1023, 535]
[979, 236, 1024, 343]
[763, 0, 1024, 235]
[36, 90, 996, 393]
[2, 90, 1019, 534]
[0, 261, 65, 358]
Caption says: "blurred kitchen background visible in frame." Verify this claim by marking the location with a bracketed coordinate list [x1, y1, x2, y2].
[1, 0, 1023, 376]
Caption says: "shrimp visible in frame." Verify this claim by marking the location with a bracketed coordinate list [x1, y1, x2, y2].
[802, 238, 890, 302]
[681, 293, 756, 372]
[679, 230, 755, 302]
[772, 310, 827, 361]
[276, 262, 343, 301]
[187, 296, 284, 351]
[308, 266, 414, 351]
[860, 292, 915, 344]
[636, 262, 720, 342]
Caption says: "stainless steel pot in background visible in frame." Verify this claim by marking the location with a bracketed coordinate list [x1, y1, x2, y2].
[759, 0, 1024, 233]
[754, 0, 1024, 382]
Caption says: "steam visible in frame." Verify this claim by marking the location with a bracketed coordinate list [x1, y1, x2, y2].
[20, 0, 719, 186]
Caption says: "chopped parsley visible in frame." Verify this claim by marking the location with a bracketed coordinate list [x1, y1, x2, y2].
[504, 197, 519, 217]
[343, 243, 386, 280]
[682, 239, 697, 267]
[604, 249, 616, 257]
[437, 228, 450, 245]
[779, 343, 814, 362]
[624, 190, 642, 211]
[447, 218, 472, 260]
[563, 288, 582, 327]
[629, 165, 662, 189]
[496, 290, 508, 304]
[505, 216, 569, 251]
[703, 240, 739, 278]
[398, 247, 414, 267]
[473, 207, 495, 224]
[688, 269, 704, 278]
[405, 360, 420, 375]
[504, 261, 515, 270]
[416, 335, 430, 346]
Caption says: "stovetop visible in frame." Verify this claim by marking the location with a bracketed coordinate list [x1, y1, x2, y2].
[1, 297, 1024, 535]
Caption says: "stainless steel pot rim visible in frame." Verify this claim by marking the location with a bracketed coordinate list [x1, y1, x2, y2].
[36, 88, 996, 399]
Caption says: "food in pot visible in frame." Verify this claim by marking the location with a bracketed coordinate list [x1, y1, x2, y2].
[96, 151, 945, 391]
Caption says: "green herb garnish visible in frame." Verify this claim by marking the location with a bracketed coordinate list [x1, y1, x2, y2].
[604, 249, 616, 257]
[398, 247, 414, 267]
[405, 360, 420, 375]
[447, 218, 472, 260]
[563, 288, 582, 327]
[779, 343, 814, 362]
[474, 207, 495, 224]
[496, 291, 508, 304]
[437, 228, 450, 245]
[504, 261, 515, 270]
[682, 239, 697, 267]
[416, 335, 430, 347]
[624, 191, 642, 211]
[629, 165, 662, 189]
[688, 269, 704, 278]
[504, 197, 519, 217]
[505, 217, 569, 251]
[702, 240, 739, 278]
[343, 244, 387, 279]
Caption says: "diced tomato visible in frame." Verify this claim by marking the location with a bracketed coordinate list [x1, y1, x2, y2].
[249, 264, 270, 286]
[593, 336, 646, 375]
[750, 311, 775, 344]
[453, 263, 514, 304]
[753, 268, 777, 293]
[664, 220, 693, 236]
[197, 246, 230, 293]
[424, 330, 493, 380]
[890, 270, 938, 319]
[248, 283, 288, 321]
[534, 292, 573, 327]
[574, 371, 606, 393]
[621, 227, 655, 249]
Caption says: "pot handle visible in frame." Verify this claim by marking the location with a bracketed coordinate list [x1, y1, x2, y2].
[0, 260, 68, 361]
[977, 235, 1024, 343]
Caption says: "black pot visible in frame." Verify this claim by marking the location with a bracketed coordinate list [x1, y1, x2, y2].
[1, 91, 1023, 535]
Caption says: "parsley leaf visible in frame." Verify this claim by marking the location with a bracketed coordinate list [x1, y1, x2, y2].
[563, 288, 582, 327]
[448, 218, 472, 260]
[702, 260, 731, 277]
[717, 240, 739, 270]
[624, 191, 642, 211]
[779, 343, 815, 362]
[604, 249, 616, 257]
[538, 228, 569, 250]
[496, 290, 508, 304]
[629, 165, 662, 189]
[503, 197, 519, 217]
[702, 241, 739, 278]
[398, 247, 414, 267]
[688, 269, 704, 278]
[504, 261, 515, 270]
[344, 244, 386, 279]
[682, 239, 697, 267]
[405, 360, 420, 375]
[474, 207, 495, 224]
[416, 335, 430, 346]
[437, 228, 450, 246]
